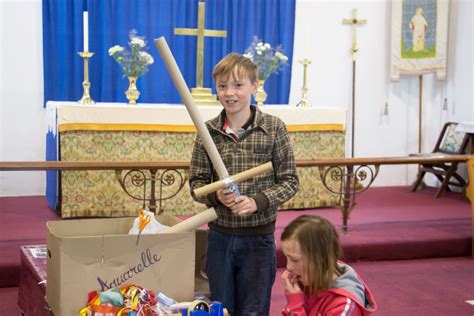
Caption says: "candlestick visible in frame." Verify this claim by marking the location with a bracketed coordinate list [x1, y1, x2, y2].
[83, 11, 89, 52]
[296, 58, 312, 107]
[77, 51, 95, 104]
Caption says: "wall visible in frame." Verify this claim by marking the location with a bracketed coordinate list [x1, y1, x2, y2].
[0, 0, 472, 196]
[288, 0, 473, 186]
[0, 0, 45, 196]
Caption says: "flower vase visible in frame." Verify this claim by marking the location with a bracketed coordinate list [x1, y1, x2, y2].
[125, 76, 140, 104]
[255, 80, 267, 106]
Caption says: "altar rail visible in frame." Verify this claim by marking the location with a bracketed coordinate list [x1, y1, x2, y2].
[2, 155, 468, 170]
[1, 155, 472, 246]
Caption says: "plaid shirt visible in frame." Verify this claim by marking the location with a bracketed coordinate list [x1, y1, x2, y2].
[189, 106, 299, 231]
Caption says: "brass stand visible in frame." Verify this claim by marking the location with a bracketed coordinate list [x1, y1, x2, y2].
[191, 87, 221, 106]
[78, 51, 95, 105]
[343, 8, 367, 158]
[296, 58, 312, 107]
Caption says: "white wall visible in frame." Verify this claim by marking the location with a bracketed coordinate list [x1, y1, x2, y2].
[0, 0, 45, 196]
[0, 0, 472, 196]
[289, 0, 473, 187]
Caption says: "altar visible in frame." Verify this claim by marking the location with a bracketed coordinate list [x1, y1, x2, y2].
[46, 101, 346, 218]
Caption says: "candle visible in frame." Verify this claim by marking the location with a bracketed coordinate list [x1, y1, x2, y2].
[83, 11, 89, 52]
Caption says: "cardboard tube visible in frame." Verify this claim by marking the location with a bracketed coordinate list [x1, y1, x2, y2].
[154, 37, 229, 179]
[162, 207, 217, 233]
[193, 161, 273, 198]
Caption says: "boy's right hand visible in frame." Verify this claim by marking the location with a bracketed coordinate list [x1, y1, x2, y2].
[216, 188, 238, 208]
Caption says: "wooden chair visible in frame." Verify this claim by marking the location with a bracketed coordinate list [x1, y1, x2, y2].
[411, 122, 469, 197]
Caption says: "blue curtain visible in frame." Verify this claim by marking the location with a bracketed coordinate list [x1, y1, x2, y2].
[43, 0, 295, 209]
[43, 0, 296, 105]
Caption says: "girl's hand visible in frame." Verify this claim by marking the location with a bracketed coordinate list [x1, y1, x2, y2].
[281, 270, 302, 293]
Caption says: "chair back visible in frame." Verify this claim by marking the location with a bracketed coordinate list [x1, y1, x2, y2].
[436, 122, 469, 154]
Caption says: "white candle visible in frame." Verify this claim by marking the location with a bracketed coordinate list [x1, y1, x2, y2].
[83, 11, 89, 52]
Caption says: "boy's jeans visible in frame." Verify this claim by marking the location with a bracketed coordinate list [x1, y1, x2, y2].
[206, 229, 276, 316]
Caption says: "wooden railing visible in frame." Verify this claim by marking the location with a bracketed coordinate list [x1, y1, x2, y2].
[1, 154, 472, 231]
[296, 155, 472, 233]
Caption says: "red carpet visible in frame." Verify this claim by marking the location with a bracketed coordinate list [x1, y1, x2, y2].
[0, 186, 472, 315]
[275, 186, 471, 267]
[271, 257, 474, 315]
[0, 196, 59, 287]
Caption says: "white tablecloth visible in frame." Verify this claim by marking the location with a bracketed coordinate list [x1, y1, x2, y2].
[46, 101, 346, 135]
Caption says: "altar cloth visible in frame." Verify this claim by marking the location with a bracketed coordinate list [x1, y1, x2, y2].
[45, 101, 346, 217]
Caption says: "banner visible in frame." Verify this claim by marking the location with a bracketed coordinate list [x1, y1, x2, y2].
[390, 0, 450, 80]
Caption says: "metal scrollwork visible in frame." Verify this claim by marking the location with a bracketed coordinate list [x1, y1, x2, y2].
[318, 164, 380, 234]
[115, 168, 187, 214]
[157, 169, 187, 214]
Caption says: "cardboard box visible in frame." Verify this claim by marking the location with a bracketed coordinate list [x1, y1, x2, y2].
[46, 215, 208, 315]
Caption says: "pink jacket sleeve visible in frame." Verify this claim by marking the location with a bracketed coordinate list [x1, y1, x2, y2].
[282, 292, 306, 316]
[282, 292, 364, 316]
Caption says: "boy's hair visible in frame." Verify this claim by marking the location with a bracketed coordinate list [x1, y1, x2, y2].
[212, 53, 257, 83]
[281, 215, 343, 295]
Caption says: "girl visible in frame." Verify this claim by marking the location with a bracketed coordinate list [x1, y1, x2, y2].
[281, 215, 377, 316]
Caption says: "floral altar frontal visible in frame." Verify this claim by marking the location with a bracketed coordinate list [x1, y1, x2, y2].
[46, 101, 346, 218]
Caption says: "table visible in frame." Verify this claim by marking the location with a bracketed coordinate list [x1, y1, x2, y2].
[46, 102, 346, 218]
[17, 245, 52, 316]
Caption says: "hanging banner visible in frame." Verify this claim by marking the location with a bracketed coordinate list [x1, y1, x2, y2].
[390, 0, 450, 80]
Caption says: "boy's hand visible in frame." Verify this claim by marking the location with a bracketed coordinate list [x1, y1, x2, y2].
[229, 195, 257, 216]
[216, 188, 238, 208]
[281, 270, 302, 293]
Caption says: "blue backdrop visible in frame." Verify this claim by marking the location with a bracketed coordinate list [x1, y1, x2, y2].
[42, 0, 296, 209]
[43, 0, 296, 104]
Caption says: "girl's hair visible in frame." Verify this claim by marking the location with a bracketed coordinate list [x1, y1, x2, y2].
[281, 215, 343, 295]
[212, 53, 257, 83]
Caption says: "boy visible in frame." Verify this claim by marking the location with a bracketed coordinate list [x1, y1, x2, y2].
[189, 53, 299, 316]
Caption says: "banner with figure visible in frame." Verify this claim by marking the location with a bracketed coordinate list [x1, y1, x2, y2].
[390, 0, 450, 80]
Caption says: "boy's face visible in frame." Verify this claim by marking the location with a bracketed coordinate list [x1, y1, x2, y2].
[215, 71, 258, 115]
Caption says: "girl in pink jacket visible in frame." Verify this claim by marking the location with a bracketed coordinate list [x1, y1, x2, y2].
[281, 215, 377, 316]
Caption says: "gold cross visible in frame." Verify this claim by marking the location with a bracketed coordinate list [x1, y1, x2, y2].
[342, 8, 367, 57]
[174, 1, 227, 88]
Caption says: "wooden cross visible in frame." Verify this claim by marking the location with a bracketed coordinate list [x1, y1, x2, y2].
[342, 8, 367, 57]
[174, 1, 227, 88]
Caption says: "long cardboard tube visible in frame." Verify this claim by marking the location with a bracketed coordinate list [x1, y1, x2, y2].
[162, 207, 217, 233]
[154, 37, 229, 179]
[193, 161, 273, 198]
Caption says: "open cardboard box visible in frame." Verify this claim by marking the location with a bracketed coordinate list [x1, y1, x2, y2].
[46, 215, 209, 315]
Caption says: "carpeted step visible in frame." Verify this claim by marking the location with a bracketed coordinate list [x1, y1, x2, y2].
[0, 196, 59, 288]
[0, 240, 47, 287]
[0, 287, 21, 315]
[275, 218, 471, 268]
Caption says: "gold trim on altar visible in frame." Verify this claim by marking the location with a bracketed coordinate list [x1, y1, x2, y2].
[58, 123, 345, 133]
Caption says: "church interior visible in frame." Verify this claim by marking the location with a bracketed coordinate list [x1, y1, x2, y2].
[0, 0, 473, 315]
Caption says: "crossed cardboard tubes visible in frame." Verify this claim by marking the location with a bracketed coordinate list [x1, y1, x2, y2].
[155, 37, 273, 233]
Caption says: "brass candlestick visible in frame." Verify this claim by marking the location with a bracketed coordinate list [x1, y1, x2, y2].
[296, 58, 312, 107]
[78, 51, 95, 104]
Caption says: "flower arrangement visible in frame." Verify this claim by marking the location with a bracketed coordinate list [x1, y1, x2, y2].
[243, 37, 288, 81]
[108, 29, 154, 78]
